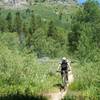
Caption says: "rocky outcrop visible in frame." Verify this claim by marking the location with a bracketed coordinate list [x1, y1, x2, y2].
[2, 0, 77, 4]
[0, 0, 77, 7]
[2, 0, 27, 5]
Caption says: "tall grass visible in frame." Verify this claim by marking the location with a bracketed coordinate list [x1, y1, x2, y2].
[0, 43, 60, 94]
[64, 61, 100, 100]
[0, 32, 61, 99]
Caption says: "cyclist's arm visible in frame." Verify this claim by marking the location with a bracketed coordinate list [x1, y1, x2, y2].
[68, 60, 71, 71]
[57, 62, 61, 71]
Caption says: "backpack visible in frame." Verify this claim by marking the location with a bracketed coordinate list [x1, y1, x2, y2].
[61, 60, 68, 70]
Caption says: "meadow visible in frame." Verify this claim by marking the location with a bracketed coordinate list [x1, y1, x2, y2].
[0, 32, 61, 99]
[64, 61, 100, 100]
[0, 1, 100, 100]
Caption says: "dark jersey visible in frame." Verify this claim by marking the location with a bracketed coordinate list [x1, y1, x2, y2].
[61, 60, 68, 70]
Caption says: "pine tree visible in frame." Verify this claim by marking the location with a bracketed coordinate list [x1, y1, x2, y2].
[59, 12, 63, 20]
[68, 0, 100, 52]
[29, 12, 36, 34]
[77, 23, 95, 61]
[13, 12, 23, 44]
[26, 30, 31, 48]
[14, 12, 22, 33]
[0, 13, 7, 32]
[68, 22, 81, 52]
[20, 23, 28, 46]
[6, 12, 12, 32]
[36, 16, 42, 29]
[47, 21, 56, 37]
[25, 12, 36, 48]
[22, 23, 28, 37]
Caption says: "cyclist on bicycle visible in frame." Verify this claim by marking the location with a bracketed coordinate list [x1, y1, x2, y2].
[57, 57, 71, 83]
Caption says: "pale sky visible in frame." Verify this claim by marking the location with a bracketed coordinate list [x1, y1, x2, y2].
[79, 0, 100, 3]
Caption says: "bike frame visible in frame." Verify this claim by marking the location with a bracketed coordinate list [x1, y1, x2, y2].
[57, 70, 68, 89]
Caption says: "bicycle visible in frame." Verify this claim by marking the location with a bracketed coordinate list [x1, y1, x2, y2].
[57, 70, 68, 90]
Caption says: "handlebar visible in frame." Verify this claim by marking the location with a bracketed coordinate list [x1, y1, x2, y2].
[56, 70, 71, 73]
[56, 70, 61, 72]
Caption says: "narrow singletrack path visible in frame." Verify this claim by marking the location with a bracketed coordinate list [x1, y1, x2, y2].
[44, 69, 74, 100]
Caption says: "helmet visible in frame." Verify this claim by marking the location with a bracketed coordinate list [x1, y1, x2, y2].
[62, 57, 66, 61]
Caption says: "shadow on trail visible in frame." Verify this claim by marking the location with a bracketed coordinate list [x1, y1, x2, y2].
[0, 94, 47, 100]
[53, 83, 65, 91]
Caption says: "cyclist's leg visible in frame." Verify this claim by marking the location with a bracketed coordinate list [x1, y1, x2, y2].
[65, 70, 68, 82]
[61, 71, 63, 82]
[63, 71, 67, 90]
[61, 70, 65, 87]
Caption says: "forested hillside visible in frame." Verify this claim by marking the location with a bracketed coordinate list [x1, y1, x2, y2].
[0, 0, 100, 100]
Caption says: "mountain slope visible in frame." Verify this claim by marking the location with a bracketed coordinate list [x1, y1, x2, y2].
[0, 0, 77, 6]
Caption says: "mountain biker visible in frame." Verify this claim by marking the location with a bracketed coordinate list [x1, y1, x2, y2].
[57, 57, 71, 83]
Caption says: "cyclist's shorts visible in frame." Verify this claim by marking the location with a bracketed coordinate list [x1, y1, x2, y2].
[61, 70, 68, 75]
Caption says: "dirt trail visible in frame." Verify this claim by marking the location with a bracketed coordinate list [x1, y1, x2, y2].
[44, 70, 74, 100]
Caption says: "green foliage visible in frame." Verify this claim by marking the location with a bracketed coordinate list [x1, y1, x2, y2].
[82, 0, 100, 23]
[0, 14, 7, 32]
[64, 61, 100, 100]
[68, 22, 81, 53]
[36, 16, 42, 28]
[6, 12, 13, 32]
[0, 32, 60, 96]
[13, 12, 22, 33]
[64, 1, 100, 100]
[0, 4, 73, 57]
[47, 21, 56, 37]
[0, 1, 100, 99]
[77, 23, 97, 61]
[29, 12, 36, 33]
[68, 0, 100, 61]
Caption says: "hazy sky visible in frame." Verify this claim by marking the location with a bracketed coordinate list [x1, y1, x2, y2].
[79, 0, 86, 3]
[79, 0, 100, 3]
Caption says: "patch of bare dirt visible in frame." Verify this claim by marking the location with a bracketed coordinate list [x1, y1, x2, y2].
[43, 69, 74, 100]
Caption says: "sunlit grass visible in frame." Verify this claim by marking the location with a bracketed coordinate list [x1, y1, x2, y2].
[64, 61, 100, 100]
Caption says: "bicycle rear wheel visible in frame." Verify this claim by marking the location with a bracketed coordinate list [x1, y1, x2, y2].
[62, 71, 68, 90]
